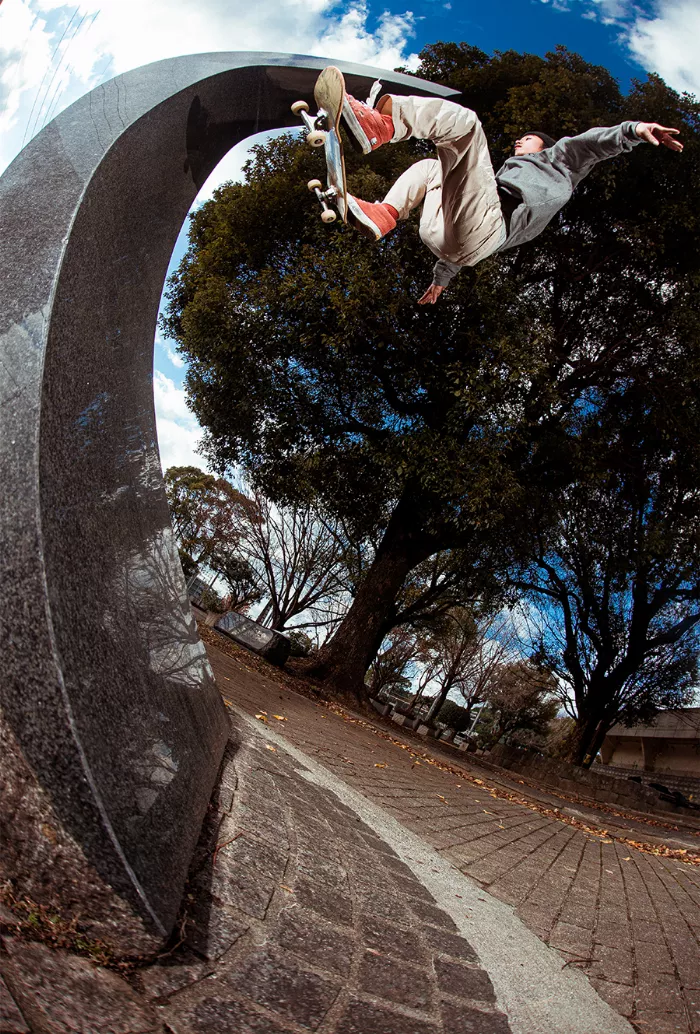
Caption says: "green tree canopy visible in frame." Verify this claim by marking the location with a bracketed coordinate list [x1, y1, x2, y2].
[162, 43, 700, 701]
[481, 660, 559, 747]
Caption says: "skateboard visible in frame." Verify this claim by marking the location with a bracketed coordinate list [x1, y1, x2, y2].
[291, 66, 348, 225]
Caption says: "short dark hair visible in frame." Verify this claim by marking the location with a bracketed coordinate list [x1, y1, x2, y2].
[521, 130, 557, 150]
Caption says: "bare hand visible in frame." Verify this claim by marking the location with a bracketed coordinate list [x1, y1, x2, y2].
[418, 284, 445, 305]
[635, 122, 683, 152]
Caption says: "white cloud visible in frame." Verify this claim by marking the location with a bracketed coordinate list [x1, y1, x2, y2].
[532, 0, 699, 99]
[153, 370, 207, 472]
[166, 348, 185, 369]
[0, 0, 51, 136]
[627, 0, 700, 98]
[0, 0, 419, 174]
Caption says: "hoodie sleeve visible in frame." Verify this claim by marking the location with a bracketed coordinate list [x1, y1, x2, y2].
[548, 122, 642, 186]
[432, 258, 462, 287]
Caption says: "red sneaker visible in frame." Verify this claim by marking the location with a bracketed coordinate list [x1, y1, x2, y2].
[342, 94, 394, 154]
[346, 197, 397, 241]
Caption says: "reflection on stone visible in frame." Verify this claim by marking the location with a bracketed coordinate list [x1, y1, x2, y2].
[0, 52, 455, 950]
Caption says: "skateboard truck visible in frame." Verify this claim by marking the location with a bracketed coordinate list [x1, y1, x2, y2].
[291, 100, 328, 148]
[292, 69, 348, 227]
[307, 179, 337, 223]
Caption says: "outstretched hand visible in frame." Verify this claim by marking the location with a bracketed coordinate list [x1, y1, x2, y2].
[418, 284, 445, 305]
[635, 122, 683, 152]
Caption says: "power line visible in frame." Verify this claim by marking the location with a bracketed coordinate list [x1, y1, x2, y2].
[29, 8, 89, 140]
[39, 10, 100, 132]
[20, 5, 79, 147]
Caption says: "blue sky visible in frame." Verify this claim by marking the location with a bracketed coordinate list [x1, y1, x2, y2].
[1, 0, 697, 468]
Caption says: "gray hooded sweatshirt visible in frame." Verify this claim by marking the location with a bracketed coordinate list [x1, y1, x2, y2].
[432, 121, 642, 287]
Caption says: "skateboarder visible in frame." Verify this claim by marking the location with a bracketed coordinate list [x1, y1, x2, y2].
[341, 90, 683, 304]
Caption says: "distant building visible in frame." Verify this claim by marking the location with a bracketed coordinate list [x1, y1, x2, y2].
[376, 685, 413, 707]
[600, 708, 700, 777]
[188, 576, 211, 602]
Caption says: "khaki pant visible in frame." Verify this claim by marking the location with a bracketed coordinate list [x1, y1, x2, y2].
[383, 96, 506, 267]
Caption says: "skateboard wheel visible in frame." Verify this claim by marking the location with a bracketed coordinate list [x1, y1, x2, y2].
[321, 209, 337, 224]
[307, 130, 327, 148]
[307, 179, 323, 191]
[291, 100, 309, 115]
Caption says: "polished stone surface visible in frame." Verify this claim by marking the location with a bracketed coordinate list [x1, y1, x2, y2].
[215, 612, 291, 666]
[0, 54, 456, 946]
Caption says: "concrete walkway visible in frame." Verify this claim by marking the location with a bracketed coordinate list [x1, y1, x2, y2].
[206, 636, 700, 1034]
[0, 634, 697, 1034]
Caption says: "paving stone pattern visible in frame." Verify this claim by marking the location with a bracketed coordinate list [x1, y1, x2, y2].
[208, 642, 700, 1034]
[3, 634, 699, 1034]
[0, 727, 511, 1034]
[151, 734, 511, 1033]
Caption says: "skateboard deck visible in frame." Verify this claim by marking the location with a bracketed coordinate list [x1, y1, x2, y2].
[291, 66, 348, 224]
[313, 67, 348, 223]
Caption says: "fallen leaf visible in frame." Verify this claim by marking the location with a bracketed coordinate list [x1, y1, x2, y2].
[374, 763, 388, 768]
[272, 715, 288, 721]
[280, 884, 294, 893]
[255, 713, 269, 723]
[265, 744, 276, 752]
[474, 779, 484, 785]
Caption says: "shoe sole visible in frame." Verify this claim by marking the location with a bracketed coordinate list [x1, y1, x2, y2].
[346, 196, 382, 241]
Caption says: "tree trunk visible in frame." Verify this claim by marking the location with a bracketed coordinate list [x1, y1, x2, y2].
[561, 669, 626, 766]
[306, 491, 437, 699]
[581, 717, 613, 769]
[425, 683, 450, 725]
[407, 683, 427, 715]
[563, 707, 606, 766]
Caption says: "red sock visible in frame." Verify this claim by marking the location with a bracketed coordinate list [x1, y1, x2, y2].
[379, 111, 394, 138]
[385, 204, 399, 220]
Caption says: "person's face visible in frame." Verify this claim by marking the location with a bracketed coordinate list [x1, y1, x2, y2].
[514, 134, 546, 156]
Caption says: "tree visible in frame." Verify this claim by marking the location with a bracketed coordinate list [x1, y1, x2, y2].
[162, 44, 700, 701]
[480, 660, 559, 747]
[165, 466, 248, 576]
[239, 489, 350, 632]
[515, 370, 700, 765]
[411, 608, 518, 725]
[418, 608, 479, 724]
[206, 544, 262, 613]
[365, 627, 419, 698]
[436, 699, 473, 732]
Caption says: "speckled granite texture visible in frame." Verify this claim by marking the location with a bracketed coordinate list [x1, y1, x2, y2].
[0, 54, 456, 949]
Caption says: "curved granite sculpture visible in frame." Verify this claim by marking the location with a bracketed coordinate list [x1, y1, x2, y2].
[0, 53, 457, 949]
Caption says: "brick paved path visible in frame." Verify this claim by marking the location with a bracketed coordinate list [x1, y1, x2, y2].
[0, 701, 512, 1033]
[1, 635, 698, 1033]
[205, 639, 700, 1034]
